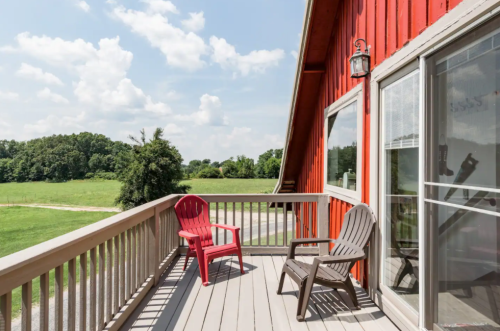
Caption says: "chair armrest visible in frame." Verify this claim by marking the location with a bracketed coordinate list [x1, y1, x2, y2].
[212, 224, 239, 231]
[314, 250, 365, 265]
[211, 224, 241, 246]
[286, 238, 334, 260]
[178, 230, 200, 241]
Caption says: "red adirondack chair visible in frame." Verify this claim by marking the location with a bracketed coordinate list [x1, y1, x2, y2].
[174, 195, 244, 286]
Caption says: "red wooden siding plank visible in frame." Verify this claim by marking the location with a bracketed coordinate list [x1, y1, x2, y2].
[398, 0, 410, 46]
[366, 0, 376, 70]
[387, 0, 397, 55]
[449, 0, 462, 10]
[411, 0, 428, 38]
[346, 0, 353, 92]
[375, 0, 387, 65]
[429, 0, 446, 25]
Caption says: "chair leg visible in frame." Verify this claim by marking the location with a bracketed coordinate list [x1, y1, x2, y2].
[237, 250, 245, 274]
[183, 254, 190, 271]
[298, 277, 314, 322]
[277, 270, 286, 294]
[344, 277, 360, 309]
[202, 257, 210, 286]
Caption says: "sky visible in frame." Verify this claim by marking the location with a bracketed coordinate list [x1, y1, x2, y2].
[0, 0, 305, 162]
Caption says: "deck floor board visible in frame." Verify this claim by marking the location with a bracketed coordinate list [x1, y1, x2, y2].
[121, 255, 400, 331]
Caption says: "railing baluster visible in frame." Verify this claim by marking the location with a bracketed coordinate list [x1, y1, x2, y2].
[80, 253, 87, 331]
[233, 202, 236, 227]
[113, 236, 119, 314]
[120, 232, 125, 307]
[138, 224, 142, 284]
[141, 222, 146, 282]
[258, 203, 261, 246]
[55, 265, 64, 331]
[249, 202, 253, 246]
[216, 202, 219, 245]
[90, 248, 97, 331]
[68, 259, 76, 331]
[275, 204, 278, 247]
[266, 203, 270, 246]
[224, 203, 227, 244]
[106, 239, 112, 323]
[292, 203, 296, 240]
[300, 203, 304, 239]
[283, 203, 287, 246]
[241, 202, 244, 244]
[132, 226, 136, 293]
[98, 243, 105, 330]
[40, 272, 49, 331]
[127, 229, 131, 301]
[0, 291, 12, 331]
[309, 202, 313, 238]
[21, 281, 31, 331]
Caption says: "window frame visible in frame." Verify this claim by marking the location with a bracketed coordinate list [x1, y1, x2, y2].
[323, 83, 363, 204]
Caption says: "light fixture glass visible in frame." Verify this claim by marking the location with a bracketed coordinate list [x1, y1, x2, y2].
[349, 38, 370, 78]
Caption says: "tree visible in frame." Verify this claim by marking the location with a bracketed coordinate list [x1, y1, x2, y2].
[211, 161, 221, 168]
[196, 167, 222, 178]
[221, 158, 238, 178]
[236, 155, 254, 178]
[115, 128, 190, 210]
[264, 157, 281, 178]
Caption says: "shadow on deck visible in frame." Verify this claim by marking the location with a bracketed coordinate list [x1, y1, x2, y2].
[120, 255, 399, 331]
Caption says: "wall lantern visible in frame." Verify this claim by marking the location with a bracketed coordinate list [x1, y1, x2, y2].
[349, 38, 370, 78]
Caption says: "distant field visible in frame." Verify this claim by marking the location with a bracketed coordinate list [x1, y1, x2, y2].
[0, 180, 122, 207]
[181, 178, 277, 194]
[0, 179, 277, 207]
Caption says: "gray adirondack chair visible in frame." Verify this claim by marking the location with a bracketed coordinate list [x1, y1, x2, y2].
[277, 203, 376, 321]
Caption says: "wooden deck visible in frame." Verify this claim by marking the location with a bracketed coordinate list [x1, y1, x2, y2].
[121, 255, 400, 331]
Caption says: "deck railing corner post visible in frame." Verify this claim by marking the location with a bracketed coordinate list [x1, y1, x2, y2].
[317, 194, 330, 256]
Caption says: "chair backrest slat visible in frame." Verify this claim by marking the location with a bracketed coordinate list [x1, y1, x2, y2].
[175, 195, 214, 250]
[329, 203, 376, 278]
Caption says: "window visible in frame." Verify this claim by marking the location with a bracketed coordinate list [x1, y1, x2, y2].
[424, 17, 500, 327]
[324, 84, 363, 202]
[381, 68, 420, 312]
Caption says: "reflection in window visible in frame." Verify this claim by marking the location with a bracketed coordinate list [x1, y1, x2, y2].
[382, 70, 420, 312]
[326, 101, 357, 191]
[426, 19, 500, 327]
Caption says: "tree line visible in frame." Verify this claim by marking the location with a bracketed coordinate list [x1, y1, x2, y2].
[183, 148, 283, 179]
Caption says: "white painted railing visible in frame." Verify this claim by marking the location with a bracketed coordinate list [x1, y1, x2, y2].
[0, 193, 329, 331]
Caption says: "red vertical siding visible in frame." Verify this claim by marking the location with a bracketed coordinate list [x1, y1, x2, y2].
[294, 0, 464, 285]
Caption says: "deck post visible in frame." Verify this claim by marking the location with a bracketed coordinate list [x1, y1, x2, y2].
[317, 194, 329, 256]
[151, 209, 159, 286]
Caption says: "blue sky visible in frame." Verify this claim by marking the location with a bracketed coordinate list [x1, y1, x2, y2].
[0, 0, 305, 162]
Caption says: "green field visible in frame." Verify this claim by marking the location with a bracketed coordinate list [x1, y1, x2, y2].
[0, 180, 122, 207]
[0, 207, 117, 317]
[0, 178, 277, 207]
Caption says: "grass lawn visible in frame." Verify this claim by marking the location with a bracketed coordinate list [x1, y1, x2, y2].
[0, 207, 117, 318]
[244, 231, 292, 246]
[0, 178, 277, 208]
[0, 180, 122, 207]
[180, 178, 277, 194]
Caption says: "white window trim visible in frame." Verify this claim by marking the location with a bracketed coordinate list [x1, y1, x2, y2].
[323, 83, 363, 205]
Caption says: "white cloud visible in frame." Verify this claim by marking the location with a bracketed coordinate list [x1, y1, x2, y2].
[182, 12, 205, 32]
[165, 90, 181, 100]
[77, 1, 90, 12]
[25, 112, 85, 134]
[141, 0, 179, 14]
[0, 91, 19, 100]
[106, 0, 117, 4]
[164, 123, 184, 136]
[175, 94, 228, 126]
[112, 4, 207, 71]
[37, 88, 69, 104]
[3, 33, 169, 116]
[0, 120, 11, 127]
[210, 37, 284, 76]
[16, 63, 64, 85]
[0, 66, 3, 71]
[290, 50, 298, 59]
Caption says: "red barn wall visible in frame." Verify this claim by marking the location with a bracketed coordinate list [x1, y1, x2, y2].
[294, 0, 464, 284]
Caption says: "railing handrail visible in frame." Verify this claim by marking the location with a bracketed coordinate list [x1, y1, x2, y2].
[0, 194, 181, 296]
[193, 193, 325, 203]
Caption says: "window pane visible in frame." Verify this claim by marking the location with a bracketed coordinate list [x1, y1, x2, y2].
[382, 70, 420, 312]
[326, 101, 357, 191]
[427, 202, 500, 328]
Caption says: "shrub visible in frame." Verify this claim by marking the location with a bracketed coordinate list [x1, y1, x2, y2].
[196, 167, 222, 178]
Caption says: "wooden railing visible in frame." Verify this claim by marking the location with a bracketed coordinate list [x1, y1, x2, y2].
[0, 193, 329, 331]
